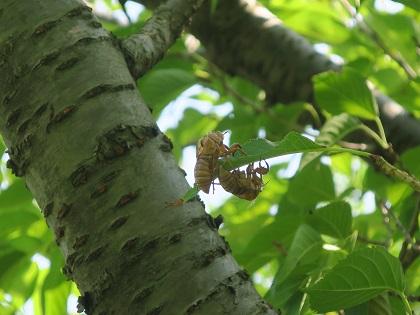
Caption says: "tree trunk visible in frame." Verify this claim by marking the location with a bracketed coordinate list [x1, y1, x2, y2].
[0, 1, 276, 314]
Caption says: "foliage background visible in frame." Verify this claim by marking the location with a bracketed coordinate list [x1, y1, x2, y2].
[0, 0, 418, 314]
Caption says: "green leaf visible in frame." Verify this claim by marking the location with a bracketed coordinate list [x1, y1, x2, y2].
[288, 160, 336, 208]
[345, 293, 392, 315]
[391, 0, 420, 11]
[223, 132, 325, 170]
[271, 225, 322, 287]
[314, 68, 378, 120]
[138, 68, 195, 115]
[401, 146, 420, 178]
[0, 209, 41, 238]
[263, 103, 306, 139]
[300, 113, 362, 169]
[0, 179, 34, 210]
[366, 10, 418, 70]
[181, 185, 199, 203]
[306, 201, 352, 239]
[210, 0, 219, 14]
[236, 212, 302, 273]
[307, 246, 405, 312]
[265, 265, 311, 309]
[41, 247, 69, 315]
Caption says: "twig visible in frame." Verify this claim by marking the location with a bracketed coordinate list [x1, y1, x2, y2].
[370, 155, 420, 192]
[381, 201, 412, 244]
[339, 0, 417, 80]
[357, 235, 389, 247]
[399, 194, 420, 270]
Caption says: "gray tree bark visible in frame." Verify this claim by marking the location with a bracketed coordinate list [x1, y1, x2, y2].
[0, 0, 277, 314]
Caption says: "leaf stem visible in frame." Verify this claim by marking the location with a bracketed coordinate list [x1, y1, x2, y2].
[374, 117, 388, 146]
[359, 124, 388, 149]
[400, 293, 412, 315]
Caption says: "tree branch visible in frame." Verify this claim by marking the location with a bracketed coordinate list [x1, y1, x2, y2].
[132, 0, 420, 154]
[399, 194, 420, 270]
[120, 0, 205, 79]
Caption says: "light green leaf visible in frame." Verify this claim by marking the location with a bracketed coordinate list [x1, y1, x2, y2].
[306, 201, 352, 239]
[41, 247, 69, 315]
[224, 132, 325, 170]
[307, 246, 405, 312]
[300, 113, 362, 169]
[138, 68, 195, 115]
[180, 185, 200, 203]
[314, 68, 378, 120]
[0, 179, 34, 210]
[0, 209, 41, 237]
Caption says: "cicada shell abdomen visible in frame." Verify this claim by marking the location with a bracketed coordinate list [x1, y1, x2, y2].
[219, 165, 262, 201]
[194, 154, 218, 193]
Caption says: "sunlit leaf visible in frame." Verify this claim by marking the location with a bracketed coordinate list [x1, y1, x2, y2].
[41, 247, 69, 315]
[0, 179, 33, 209]
[314, 68, 378, 120]
[307, 247, 405, 312]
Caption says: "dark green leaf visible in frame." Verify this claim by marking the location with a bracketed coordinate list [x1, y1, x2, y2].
[391, 0, 420, 11]
[307, 247, 405, 312]
[272, 225, 322, 286]
[265, 265, 311, 309]
[306, 201, 352, 239]
[236, 212, 302, 273]
[345, 293, 392, 315]
[138, 68, 195, 115]
[314, 68, 378, 120]
[288, 160, 336, 208]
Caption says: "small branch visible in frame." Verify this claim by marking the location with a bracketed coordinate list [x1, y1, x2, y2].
[381, 201, 412, 244]
[399, 194, 420, 270]
[357, 235, 389, 247]
[370, 155, 420, 192]
[359, 124, 388, 149]
[120, 0, 205, 79]
[339, 0, 417, 80]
